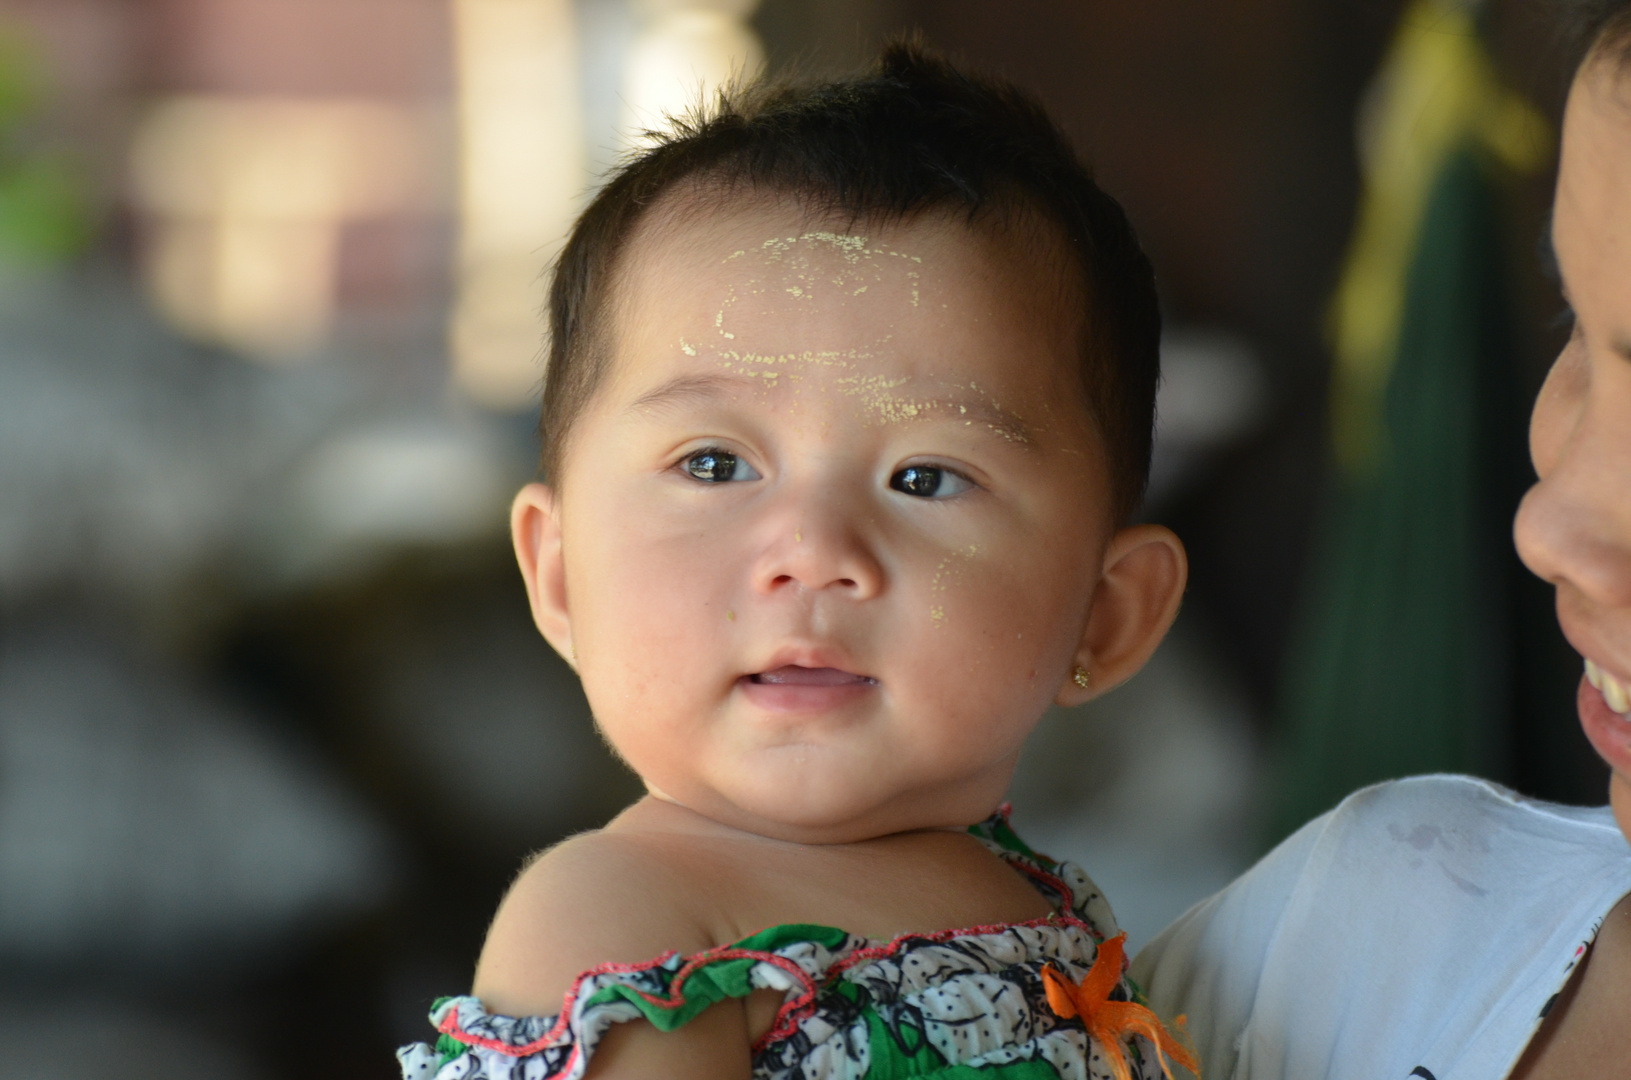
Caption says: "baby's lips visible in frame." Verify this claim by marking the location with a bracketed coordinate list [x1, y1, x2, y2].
[752, 665, 877, 686]
[748, 642, 873, 681]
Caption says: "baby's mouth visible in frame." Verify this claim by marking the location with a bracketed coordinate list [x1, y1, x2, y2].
[751, 665, 878, 687]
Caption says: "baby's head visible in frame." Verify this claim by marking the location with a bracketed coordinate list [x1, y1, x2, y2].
[513, 43, 1188, 844]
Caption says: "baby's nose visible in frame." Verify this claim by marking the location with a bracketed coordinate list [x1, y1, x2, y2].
[750, 497, 884, 600]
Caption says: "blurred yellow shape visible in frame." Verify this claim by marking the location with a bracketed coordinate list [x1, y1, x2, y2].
[451, 0, 585, 411]
[129, 98, 436, 358]
[1327, 0, 1550, 474]
[623, 0, 763, 141]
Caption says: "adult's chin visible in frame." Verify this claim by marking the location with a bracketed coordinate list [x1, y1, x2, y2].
[1609, 772, 1631, 847]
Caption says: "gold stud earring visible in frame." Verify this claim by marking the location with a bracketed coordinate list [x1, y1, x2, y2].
[1072, 665, 1091, 690]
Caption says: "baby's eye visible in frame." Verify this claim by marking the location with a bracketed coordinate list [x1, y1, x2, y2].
[890, 465, 973, 499]
[683, 448, 761, 483]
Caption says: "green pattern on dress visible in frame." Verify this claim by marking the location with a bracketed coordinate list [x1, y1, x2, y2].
[581, 924, 852, 1033]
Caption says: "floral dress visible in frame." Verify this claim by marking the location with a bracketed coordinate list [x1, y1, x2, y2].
[398, 811, 1190, 1080]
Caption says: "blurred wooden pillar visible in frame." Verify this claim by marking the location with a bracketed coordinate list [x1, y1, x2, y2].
[449, 0, 584, 411]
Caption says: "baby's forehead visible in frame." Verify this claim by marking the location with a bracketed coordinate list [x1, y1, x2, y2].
[610, 195, 1083, 351]
[625, 201, 945, 295]
[593, 197, 1097, 446]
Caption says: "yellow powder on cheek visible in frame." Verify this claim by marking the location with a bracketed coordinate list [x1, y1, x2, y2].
[928, 545, 980, 627]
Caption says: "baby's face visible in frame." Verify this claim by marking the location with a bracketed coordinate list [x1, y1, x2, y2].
[545, 200, 1115, 843]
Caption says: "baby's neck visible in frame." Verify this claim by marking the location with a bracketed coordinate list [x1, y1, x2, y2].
[607, 792, 970, 849]
[597, 794, 1054, 946]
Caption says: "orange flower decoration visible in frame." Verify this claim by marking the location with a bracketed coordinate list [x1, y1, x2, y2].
[1041, 933, 1200, 1080]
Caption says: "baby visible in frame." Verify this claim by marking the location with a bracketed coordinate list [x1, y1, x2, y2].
[400, 42, 1194, 1080]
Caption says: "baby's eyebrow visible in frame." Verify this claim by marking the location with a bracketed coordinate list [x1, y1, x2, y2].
[626, 373, 762, 414]
[918, 396, 1034, 446]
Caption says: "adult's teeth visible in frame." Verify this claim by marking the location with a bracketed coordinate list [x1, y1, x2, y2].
[1605, 675, 1631, 715]
[1585, 659, 1629, 714]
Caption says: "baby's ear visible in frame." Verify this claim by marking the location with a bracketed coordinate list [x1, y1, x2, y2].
[512, 483, 575, 666]
[1055, 524, 1187, 707]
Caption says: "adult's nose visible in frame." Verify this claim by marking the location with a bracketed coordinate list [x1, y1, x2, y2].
[1515, 389, 1631, 611]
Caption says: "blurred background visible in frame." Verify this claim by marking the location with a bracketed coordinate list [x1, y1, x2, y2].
[0, 0, 1603, 1076]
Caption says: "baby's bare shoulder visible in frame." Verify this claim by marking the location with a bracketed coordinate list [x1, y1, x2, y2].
[472, 829, 716, 1017]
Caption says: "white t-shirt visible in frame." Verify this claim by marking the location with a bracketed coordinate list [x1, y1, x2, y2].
[1130, 775, 1631, 1080]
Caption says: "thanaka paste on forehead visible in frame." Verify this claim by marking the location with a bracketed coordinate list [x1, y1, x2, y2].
[709, 232, 908, 388]
[680, 228, 1031, 439]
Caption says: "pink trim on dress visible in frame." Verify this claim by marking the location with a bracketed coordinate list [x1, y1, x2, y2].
[437, 943, 821, 1060]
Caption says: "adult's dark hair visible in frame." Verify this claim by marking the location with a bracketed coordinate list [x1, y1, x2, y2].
[539, 40, 1161, 523]
[1559, 0, 1631, 78]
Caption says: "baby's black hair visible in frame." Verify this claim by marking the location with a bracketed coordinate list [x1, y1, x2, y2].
[541, 39, 1161, 522]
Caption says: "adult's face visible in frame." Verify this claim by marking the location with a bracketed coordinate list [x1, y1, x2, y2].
[1514, 59, 1631, 838]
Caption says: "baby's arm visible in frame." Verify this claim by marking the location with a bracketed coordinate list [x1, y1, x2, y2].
[472, 832, 757, 1080]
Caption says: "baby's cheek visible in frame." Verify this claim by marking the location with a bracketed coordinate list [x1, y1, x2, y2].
[578, 637, 704, 791]
[926, 571, 1073, 700]
[571, 548, 717, 727]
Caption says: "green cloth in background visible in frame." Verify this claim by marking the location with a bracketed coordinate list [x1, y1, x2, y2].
[1270, 147, 1541, 842]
